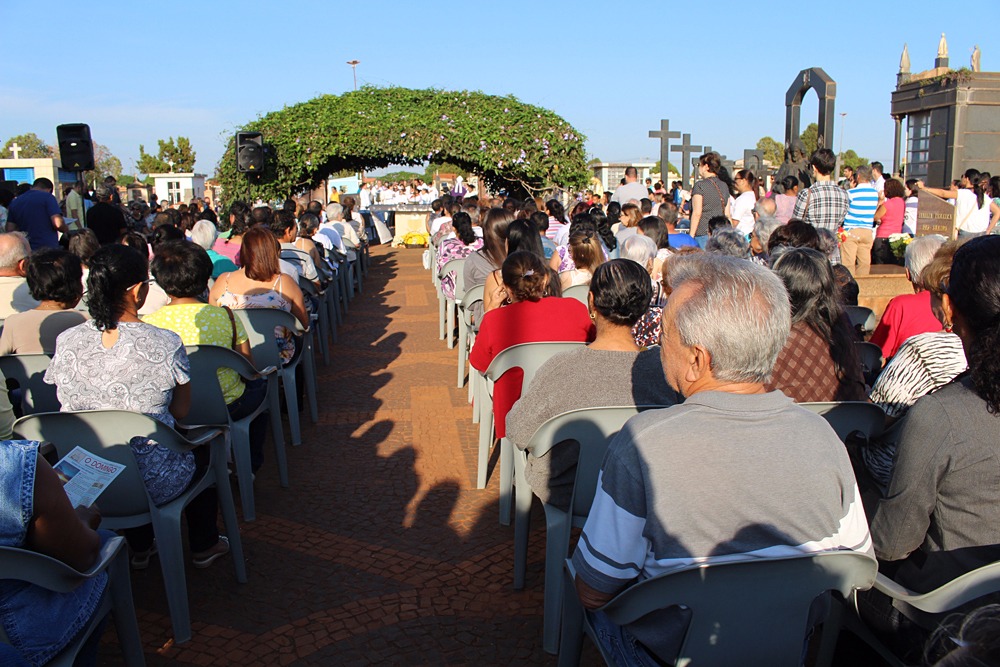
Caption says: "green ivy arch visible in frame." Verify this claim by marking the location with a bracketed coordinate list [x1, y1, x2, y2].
[217, 87, 589, 202]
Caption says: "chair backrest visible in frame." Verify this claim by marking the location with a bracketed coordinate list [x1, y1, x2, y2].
[0, 354, 59, 414]
[528, 406, 660, 518]
[438, 258, 467, 298]
[855, 341, 883, 383]
[183, 345, 260, 426]
[484, 341, 587, 391]
[231, 308, 305, 368]
[846, 305, 877, 334]
[13, 410, 194, 518]
[799, 401, 886, 442]
[599, 551, 878, 666]
[562, 284, 590, 307]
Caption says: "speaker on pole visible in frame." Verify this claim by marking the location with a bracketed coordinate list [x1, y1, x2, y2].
[236, 132, 264, 173]
[56, 124, 95, 171]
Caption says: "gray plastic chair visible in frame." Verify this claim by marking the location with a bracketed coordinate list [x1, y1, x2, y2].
[512, 405, 657, 654]
[477, 342, 588, 521]
[0, 353, 59, 414]
[0, 535, 145, 666]
[233, 309, 318, 447]
[459, 283, 484, 394]
[799, 401, 886, 443]
[846, 305, 877, 334]
[298, 277, 332, 366]
[855, 341, 883, 386]
[181, 345, 280, 522]
[13, 410, 247, 644]
[562, 284, 590, 307]
[438, 258, 466, 349]
[559, 551, 878, 667]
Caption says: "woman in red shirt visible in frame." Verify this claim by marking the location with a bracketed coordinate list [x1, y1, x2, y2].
[469, 251, 595, 440]
[873, 178, 907, 265]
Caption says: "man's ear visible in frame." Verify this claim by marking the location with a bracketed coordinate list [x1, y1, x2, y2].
[684, 344, 711, 383]
[16, 258, 29, 277]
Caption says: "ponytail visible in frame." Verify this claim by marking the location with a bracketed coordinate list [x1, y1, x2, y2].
[86, 245, 148, 330]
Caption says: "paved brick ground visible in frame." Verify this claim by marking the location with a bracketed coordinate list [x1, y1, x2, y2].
[99, 245, 596, 665]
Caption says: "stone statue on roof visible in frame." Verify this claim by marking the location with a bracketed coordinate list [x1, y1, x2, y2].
[972, 45, 981, 72]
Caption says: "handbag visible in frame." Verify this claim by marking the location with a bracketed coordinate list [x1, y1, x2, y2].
[129, 436, 196, 506]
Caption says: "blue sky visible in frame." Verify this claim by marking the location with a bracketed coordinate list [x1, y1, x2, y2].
[1, 1, 990, 179]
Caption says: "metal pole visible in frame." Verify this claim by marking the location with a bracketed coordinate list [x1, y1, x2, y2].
[837, 112, 847, 181]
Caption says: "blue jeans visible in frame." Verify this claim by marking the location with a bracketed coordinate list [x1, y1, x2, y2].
[587, 610, 666, 667]
[227, 378, 268, 473]
[694, 235, 709, 249]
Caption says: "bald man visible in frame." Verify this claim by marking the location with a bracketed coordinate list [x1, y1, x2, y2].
[0, 233, 40, 318]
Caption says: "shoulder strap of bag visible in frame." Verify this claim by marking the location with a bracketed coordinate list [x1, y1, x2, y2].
[708, 178, 727, 210]
[222, 305, 238, 349]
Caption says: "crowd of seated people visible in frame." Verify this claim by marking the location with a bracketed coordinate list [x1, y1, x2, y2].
[0, 187, 359, 664]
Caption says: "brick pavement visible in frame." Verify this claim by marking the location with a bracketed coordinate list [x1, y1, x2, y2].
[99, 245, 598, 665]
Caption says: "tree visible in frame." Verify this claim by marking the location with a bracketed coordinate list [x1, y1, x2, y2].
[424, 161, 466, 182]
[380, 170, 423, 182]
[653, 160, 679, 177]
[840, 150, 869, 171]
[93, 142, 123, 180]
[2, 133, 53, 159]
[136, 136, 196, 174]
[800, 123, 819, 156]
[756, 136, 784, 166]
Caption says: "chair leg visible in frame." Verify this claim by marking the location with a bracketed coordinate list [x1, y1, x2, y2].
[212, 453, 248, 584]
[542, 508, 572, 654]
[438, 291, 446, 340]
[108, 542, 145, 666]
[281, 370, 302, 447]
[513, 451, 532, 589]
[457, 318, 467, 388]
[470, 370, 479, 420]
[558, 563, 585, 667]
[446, 298, 455, 349]
[151, 512, 192, 643]
[476, 395, 493, 490]
[499, 437, 513, 526]
[316, 305, 331, 366]
[266, 376, 284, 451]
[303, 340, 319, 424]
[229, 428, 256, 522]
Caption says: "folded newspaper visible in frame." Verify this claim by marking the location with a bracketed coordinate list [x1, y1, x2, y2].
[53, 447, 125, 508]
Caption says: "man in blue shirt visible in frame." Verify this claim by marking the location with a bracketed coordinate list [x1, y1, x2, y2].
[657, 202, 698, 248]
[6, 178, 69, 250]
[841, 165, 878, 276]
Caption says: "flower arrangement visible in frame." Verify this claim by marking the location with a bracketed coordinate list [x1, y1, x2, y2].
[889, 233, 914, 259]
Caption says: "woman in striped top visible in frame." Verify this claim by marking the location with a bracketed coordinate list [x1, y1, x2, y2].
[863, 240, 968, 490]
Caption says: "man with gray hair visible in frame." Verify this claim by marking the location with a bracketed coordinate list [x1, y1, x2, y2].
[0, 232, 40, 318]
[869, 234, 947, 360]
[571, 253, 872, 663]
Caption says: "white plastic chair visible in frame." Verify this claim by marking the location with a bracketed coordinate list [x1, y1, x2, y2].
[846, 305, 877, 334]
[476, 342, 587, 523]
[0, 535, 145, 666]
[13, 410, 247, 644]
[511, 405, 657, 654]
[438, 258, 466, 349]
[0, 353, 59, 414]
[181, 345, 280, 522]
[561, 284, 590, 307]
[233, 309, 318, 447]
[456, 283, 482, 390]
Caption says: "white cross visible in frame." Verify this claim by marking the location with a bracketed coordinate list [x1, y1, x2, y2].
[8, 143, 21, 159]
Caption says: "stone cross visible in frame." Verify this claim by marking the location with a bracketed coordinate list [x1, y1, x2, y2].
[648, 119, 680, 181]
[7, 143, 21, 160]
[671, 134, 702, 186]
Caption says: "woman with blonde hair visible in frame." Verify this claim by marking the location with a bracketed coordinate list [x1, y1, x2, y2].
[561, 228, 604, 288]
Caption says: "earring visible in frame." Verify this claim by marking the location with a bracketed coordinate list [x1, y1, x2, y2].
[589, 310, 596, 322]
[944, 322, 953, 333]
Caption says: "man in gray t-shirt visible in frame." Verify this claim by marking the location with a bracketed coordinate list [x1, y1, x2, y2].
[610, 166, 650, 205]
[571, 254, 873, 662]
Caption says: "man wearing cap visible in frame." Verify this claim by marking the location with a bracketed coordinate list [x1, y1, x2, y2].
[85, 185, 128, 244]
[6, 178, 69, 250]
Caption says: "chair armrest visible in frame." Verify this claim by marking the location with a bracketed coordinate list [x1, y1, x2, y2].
[184, 428, 224, 447]
[84, 535, 127, 578]
[255, 365, 278, 378]
[872, 573, 915, 600]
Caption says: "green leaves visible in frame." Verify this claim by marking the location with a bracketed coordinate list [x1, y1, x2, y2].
[217, 87, 588, 201]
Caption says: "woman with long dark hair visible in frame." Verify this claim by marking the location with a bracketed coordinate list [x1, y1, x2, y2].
[484, 218, 560, 313]
[637, 215, 671, 281]
[545, 200, 568, 242]
[765, 247, 866, 402]
[919, 168, 1000, 237]
[866, 236, 1000, 639]
[436, 211, 483, 301]
[689, 151, 735, 243]
[463, 207, 513, 325]
[213, 200, 251, 264]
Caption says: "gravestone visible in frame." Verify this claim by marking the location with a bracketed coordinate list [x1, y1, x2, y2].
[670, 134, 702, 187]
[743, 149, 766, 176]
[649, 119, 680, 181]
[915, 190, 956, 238]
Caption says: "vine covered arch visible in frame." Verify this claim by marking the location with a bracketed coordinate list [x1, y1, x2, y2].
[217, 87, 589, 201]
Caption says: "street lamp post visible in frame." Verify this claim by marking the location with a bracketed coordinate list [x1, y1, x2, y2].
[346, 60, 360, 91]
[837, 112, 847, 180]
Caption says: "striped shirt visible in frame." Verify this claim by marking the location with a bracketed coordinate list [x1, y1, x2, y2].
[842, 185, 879, 229]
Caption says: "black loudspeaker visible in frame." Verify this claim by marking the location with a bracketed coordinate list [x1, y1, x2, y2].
[56, 123, 95, 171]
[236, 132, 264, 173]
